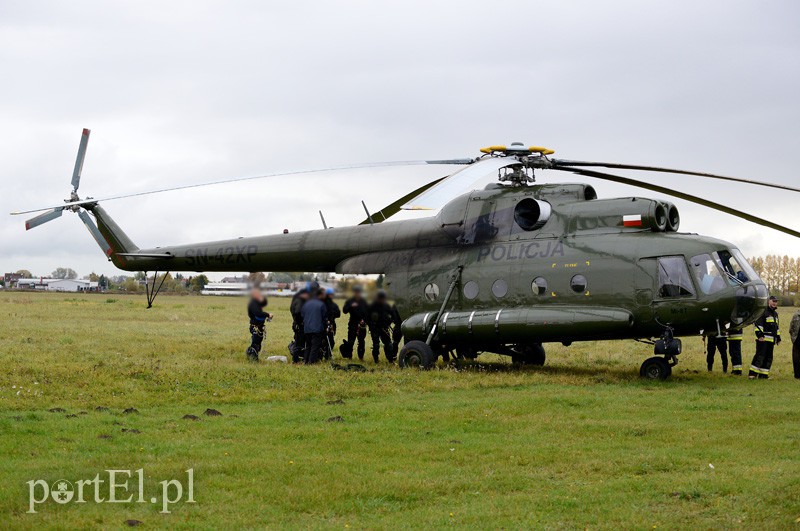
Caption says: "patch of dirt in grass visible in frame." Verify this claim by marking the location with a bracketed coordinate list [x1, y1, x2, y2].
[204, 408, 222, 416]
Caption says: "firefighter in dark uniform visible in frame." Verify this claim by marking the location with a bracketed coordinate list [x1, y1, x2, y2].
[706, 334, 728, 373]
[246, 288, 273, 362]
[323, 287, 341, 359]
[289, 288, 309, 363]
[749, 296, 781, 379]
[727, 326, 744, 375]
[368, 290, 395, 363]
[341, 285, 368, 360]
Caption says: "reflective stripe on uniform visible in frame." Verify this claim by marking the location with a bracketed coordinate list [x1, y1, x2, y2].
[728, 335, 743, 341]
[763, 335, 775, 343]
[766, 317, 776, 323]
[732, 365, 743, 370]
[750, 366, 768, 374]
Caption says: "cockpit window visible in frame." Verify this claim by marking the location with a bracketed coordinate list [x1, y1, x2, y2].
[657, 256, 695, 298]
[716, 249, 756, 284]
[690, 254, 726, 294]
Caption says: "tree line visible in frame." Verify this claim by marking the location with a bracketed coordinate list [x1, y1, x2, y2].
[749, 255, 800, 302]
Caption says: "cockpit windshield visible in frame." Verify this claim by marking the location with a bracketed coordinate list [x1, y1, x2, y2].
[715, 249, 759, 284]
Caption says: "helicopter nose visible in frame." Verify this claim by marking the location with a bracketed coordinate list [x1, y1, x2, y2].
[731, 282, 769, 325]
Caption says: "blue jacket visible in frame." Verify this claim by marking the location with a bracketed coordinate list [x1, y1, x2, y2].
[301, 298, 328, 333]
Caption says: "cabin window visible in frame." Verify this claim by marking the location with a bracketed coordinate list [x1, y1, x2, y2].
[690, 254, 725, 294]
[657, 256, 694, 298]
[463, 280, 479, 300]
[491, 279, 508, 298]
[570, 274, 587, 293]
[716, 249, 757, 284]
[532, 277, 547, 295]
[424, 283, 440, 301]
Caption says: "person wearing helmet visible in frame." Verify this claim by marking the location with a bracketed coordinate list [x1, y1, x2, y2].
[368, 289, 395, 363]
[323, 287, 341, 359]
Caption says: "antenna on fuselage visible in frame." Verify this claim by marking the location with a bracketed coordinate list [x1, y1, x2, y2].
[319, 210, 328, 230]
[361, 201, 374, 226]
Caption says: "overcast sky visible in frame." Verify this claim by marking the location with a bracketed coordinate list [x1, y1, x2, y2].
[1, 1, 799, 280]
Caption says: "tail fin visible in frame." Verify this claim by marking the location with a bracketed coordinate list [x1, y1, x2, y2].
[85, 205, 139, 267]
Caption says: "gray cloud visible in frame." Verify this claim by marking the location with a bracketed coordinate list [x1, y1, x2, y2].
[2, 0, 799, 279]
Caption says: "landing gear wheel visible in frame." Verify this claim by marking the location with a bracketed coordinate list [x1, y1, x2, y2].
[512, 343, 546, 366]
[398, 340, 436, 369]
[640, 356, 672, 380]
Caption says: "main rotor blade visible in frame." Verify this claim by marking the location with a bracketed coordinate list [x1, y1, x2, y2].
[402, 157, 522, 211]
[10, 158, 474, 216]
[78, 210, 112, 255]
[25, 208, 63, 230]
[552, 159, 800, 194]
[71, 128, 90, 192]
[557, 166, 800, 239]
[359, 176, 448, 225]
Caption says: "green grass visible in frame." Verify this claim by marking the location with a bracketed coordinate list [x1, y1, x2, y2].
[1, 292, 799, 529]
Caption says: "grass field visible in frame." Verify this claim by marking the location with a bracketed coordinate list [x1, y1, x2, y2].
[1, 291, 799, 529]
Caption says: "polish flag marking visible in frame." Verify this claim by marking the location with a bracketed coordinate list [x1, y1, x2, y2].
[623, 214, 643, 227]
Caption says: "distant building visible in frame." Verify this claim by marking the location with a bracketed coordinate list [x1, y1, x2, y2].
[15, 278, 99, 292]
[47, 279, 99, 292]
[3, 273, 23, 288]
[201, 281, 297, 297]
[16, 278, 55, 290]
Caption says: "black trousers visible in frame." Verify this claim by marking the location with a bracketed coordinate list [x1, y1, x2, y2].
[292, 323, 305, 363]
[371, 327, 394, 362]
[793, 339, 800, 379]
[749, 340, 775, 378]
[728, 339, 743, 371]
[304, 332, 325, 364]
[706, 337, 728, 372]
[346, 323, 366, 359]
[325, 323, 336, 359]
[248, 323, 264, 360]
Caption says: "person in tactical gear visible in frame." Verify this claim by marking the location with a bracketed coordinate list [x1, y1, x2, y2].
[341, 285, 368, 360]
[749, 296, 781, 379]
[368, 290, 395, 363]
[246, 288, 273, 362]
[790, 309, 800, 379]
[727, 326, 744, 375]
[706, 334, 728, 373]
[324, 287, 341, 359]
[390, 303, 403, 355]
[289, 288, 309, 363]
[301, 288, 328, 364]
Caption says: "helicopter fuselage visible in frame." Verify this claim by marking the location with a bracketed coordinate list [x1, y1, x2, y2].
[92, 182, 768, 356]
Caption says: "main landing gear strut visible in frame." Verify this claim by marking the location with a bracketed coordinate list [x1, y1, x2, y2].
[144, 271, 170, 309]
[640, 328, 682, 381]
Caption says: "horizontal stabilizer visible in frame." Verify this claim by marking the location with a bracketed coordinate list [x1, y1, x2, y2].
[116, 253, 175, 259]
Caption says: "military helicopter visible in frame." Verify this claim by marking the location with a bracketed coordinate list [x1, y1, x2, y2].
[13, 130, 800, 379]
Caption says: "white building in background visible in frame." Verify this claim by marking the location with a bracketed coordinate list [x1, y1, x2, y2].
[16, 278, 56, 290]
[46, 279, 99, 292]
[201, 281, 299, 297]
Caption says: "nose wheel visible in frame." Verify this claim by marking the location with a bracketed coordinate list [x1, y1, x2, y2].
[639, 356, 673, 380]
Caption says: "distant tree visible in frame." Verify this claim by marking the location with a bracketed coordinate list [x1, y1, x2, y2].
[52, 267, 78, 279]
[376, 274, 385, 289]
[0, 279, 4, 287]
[190, 274, 209, 292]
[15, 269, 33, 278]
[98, 274, 108, 290]
[85, 272, 100, 282]
[122, 278, 140, 292]
[134, 271, 146, 281]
